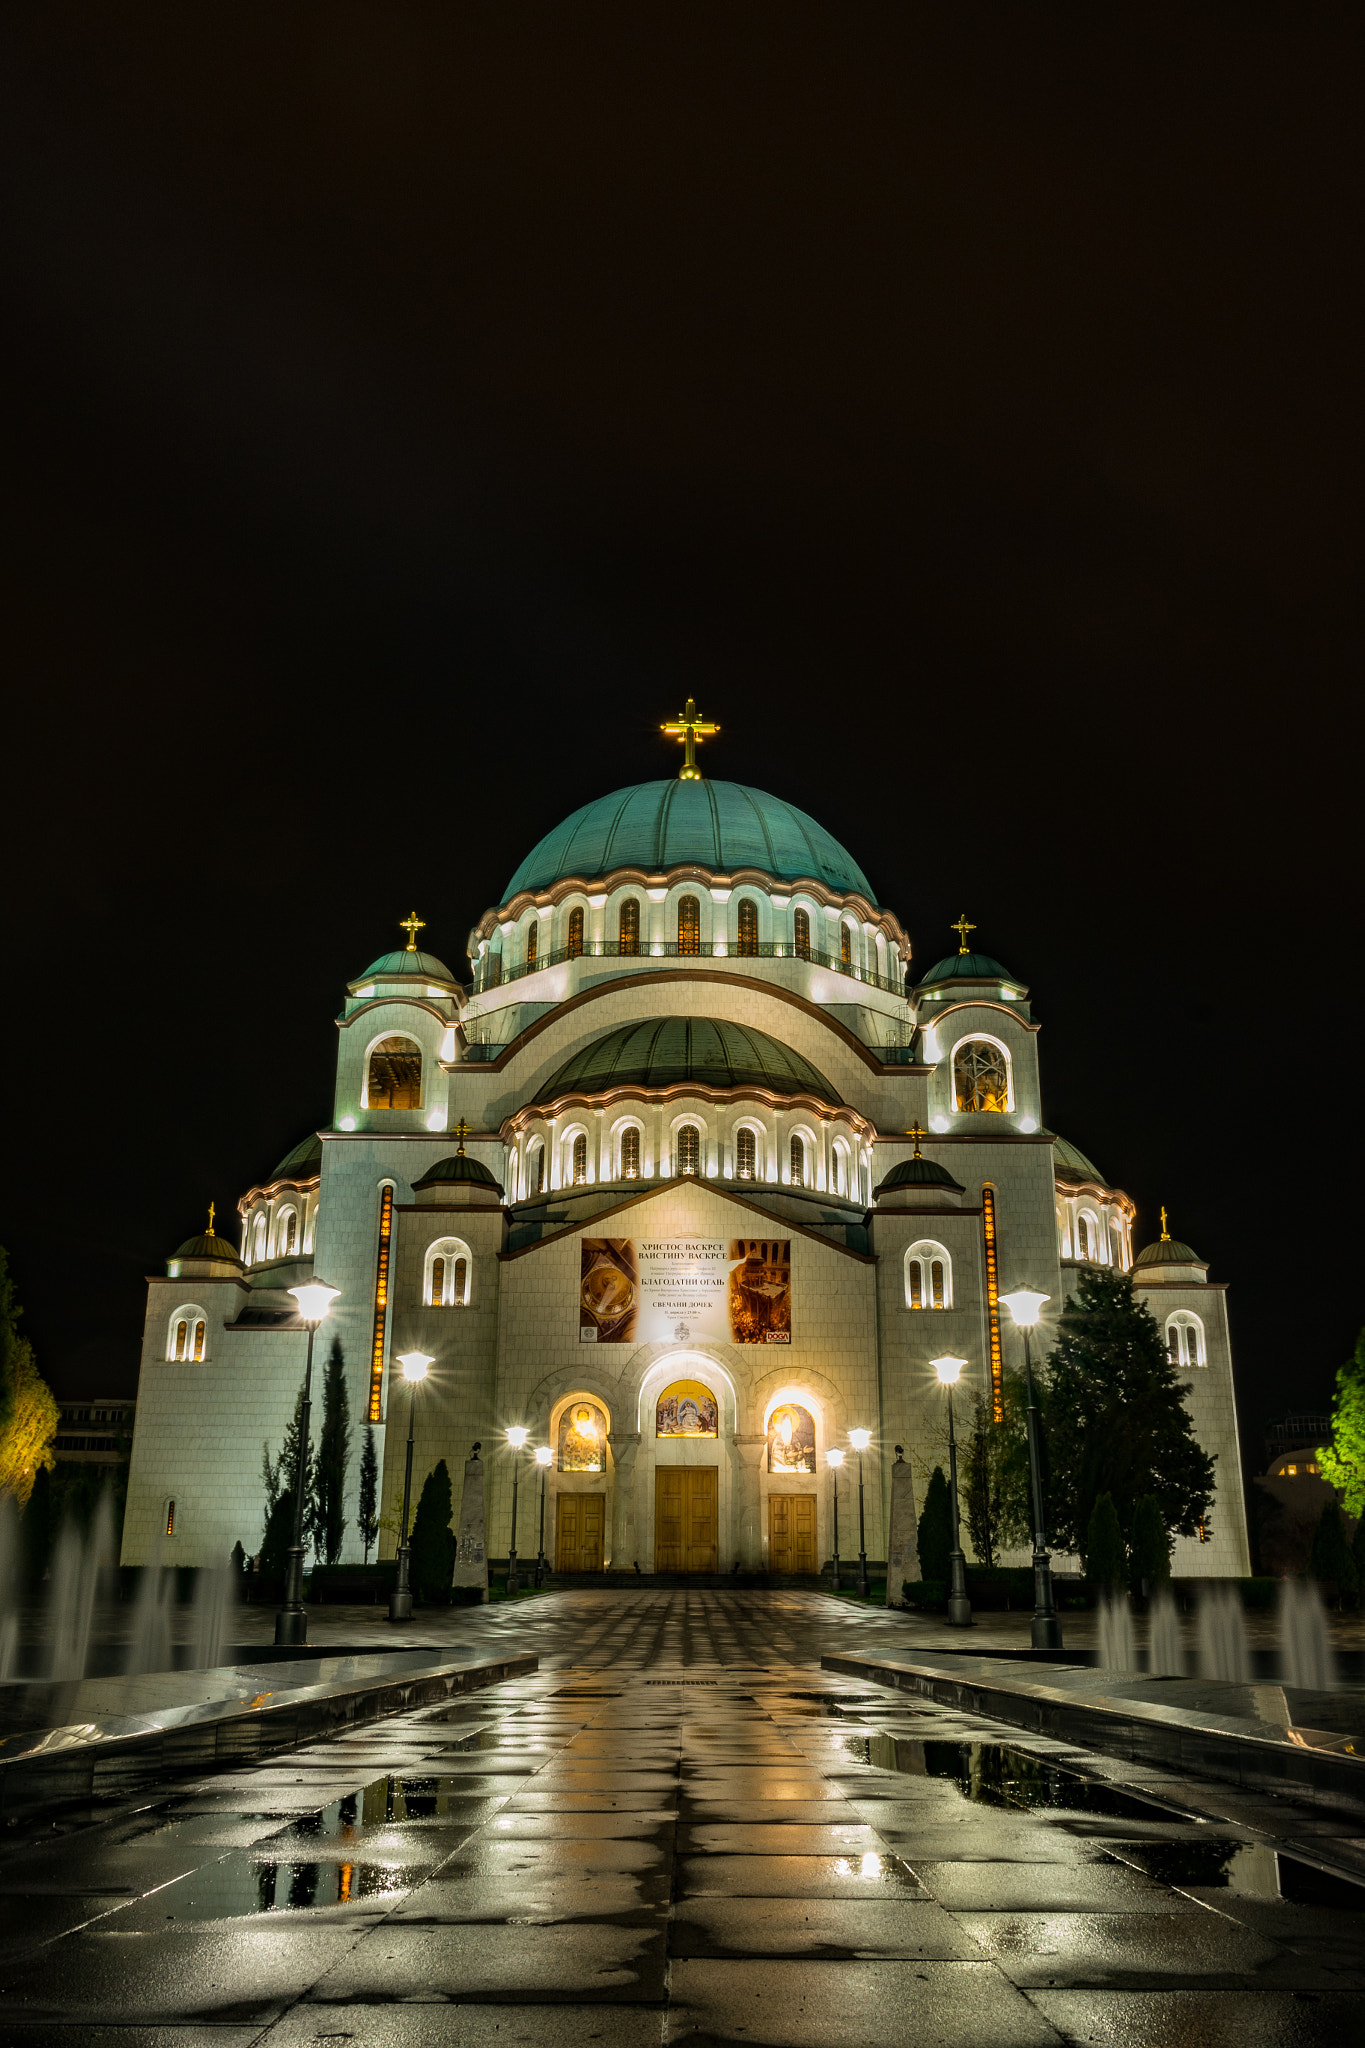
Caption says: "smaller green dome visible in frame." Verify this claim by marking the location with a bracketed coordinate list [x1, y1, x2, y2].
[413, 1153, 503, 1194]
[173, 1232, 242, 1264]
[1134, 1236, 1202, 1268]
[918, 951, 1019, 990]
[875, 1157, 965, 1197]
[356, 947, 458, 985]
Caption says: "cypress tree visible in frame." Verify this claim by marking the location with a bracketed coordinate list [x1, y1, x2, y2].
[357, 1425, 379, 1563]
[916, 1465, 952, 1586]
[964, 1397, 996, 1568]
[409, 1460, 455, 1604]
[278, 1388, 315, 1557]
[260, 1489, 295, 1580]
[1044, 1268, 1215, 1555]
[1129, 1493, 1171, 1591]
[1309, 1502, 1359, 1597]
[1085, 1492, 1125, 1589]
[311, 1339, 352, 1567]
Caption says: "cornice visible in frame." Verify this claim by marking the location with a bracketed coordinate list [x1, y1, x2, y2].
[921, 999, 1040, 1034]
[498, 1177, 877, 1266]
[336, 995, 457, 1034]
[237, 1173, 321, 1215]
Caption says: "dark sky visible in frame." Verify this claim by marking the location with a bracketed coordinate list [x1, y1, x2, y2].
[1, 7, 1359, 1464]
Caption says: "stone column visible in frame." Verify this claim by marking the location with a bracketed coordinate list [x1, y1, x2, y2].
[608, 1432, 641, 1571]
[731, 1434, 766, 1571]
[885, 1449, 918, 1607]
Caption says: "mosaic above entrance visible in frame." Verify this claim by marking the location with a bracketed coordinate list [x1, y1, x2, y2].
[656, 1379, 719, 1437]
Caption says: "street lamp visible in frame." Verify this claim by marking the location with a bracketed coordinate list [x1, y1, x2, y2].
[505, 1426, 529, 1594]
[275, 1279, 341, 1646]
[1000, 1284, 1062, 1649]
[387, 1352, 432, 1622]
[827, 1447, 845, 1592]
[534, 1443, 553, 1585]
[932, 1356, 972, 1627]
[849, 1428, 872, 1596]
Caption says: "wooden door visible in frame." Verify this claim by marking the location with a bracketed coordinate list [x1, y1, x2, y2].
[655, 1467, 718, 1573]
[769, 1493, 817, 1574]
[555, 1492, 605, 1573]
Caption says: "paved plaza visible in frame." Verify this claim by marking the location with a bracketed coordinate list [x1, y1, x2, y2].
[0, 1590, 1362, 2042]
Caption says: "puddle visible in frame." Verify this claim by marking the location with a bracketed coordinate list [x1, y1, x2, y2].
[850, 1737, 1196, 1822]
[160, 1857, 412, 1920]
[1111, 1839, 1365, 1907]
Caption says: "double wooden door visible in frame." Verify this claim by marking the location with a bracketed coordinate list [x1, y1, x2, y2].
[655, 1467, 718, 1574]
[768, 1493, 817, 1574]
[555, 1492, 605, 1573]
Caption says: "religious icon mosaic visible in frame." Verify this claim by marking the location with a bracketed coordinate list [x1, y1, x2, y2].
[656, 1378, 719, 1437]
[557, 1399, 607, 1472]
[767, 1402, 815, 1472]
[579, 1236, 791, 1345]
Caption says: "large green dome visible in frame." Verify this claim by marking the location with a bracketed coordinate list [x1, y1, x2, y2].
[503, 780, 876, 903]
[538, 1017, 843, 1105]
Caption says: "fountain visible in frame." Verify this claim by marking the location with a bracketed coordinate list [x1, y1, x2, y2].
[1197, 1585, 1250, 1681]
[1279, 1576, 1336, 1691]
[1097, 1593, 1137, 1671]
[0, 1494, 20, 1680]
[192, 1565, 237, 1670]
[48, 1492, 117, 1680]
[125, 1543, 174, 1677]
[1147, 1588, 1184, 1676]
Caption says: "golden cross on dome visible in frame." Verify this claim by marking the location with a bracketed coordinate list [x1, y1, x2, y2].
[906, 1121, 928, 1158]
[952, 914, 976, 954]
[662, 697, 719, 781]
[207, 1201, 215, 1236]
[454, 1116, 470, 1155]
[1160, 1205, 1170, 1242]
[400, 911, 425, 952]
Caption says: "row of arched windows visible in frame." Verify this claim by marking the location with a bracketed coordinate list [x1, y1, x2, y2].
[516, 1116, 859, 1197]
[494, 897, 890, 980]
[904, 1242, 953, 1309]
[245, 1203, 306, 1265]
[1166, 1313, 1205, 1367]
[168, 1314, 206, 1361]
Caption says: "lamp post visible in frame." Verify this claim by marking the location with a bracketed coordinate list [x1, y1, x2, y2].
[505, 1426, 528, 1593]
[387, 1352, 432, 1622]
[275, 1279, 341, 1647]
[932, 1356, 972, 1627]
[849, 1428, 872, 1596]
[1000, 1286, 1062, 1649]
[534, 1443, 553, 1585]
[827, 1447, 844, 1592]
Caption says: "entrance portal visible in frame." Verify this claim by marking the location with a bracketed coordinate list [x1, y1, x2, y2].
[655, 1467, 718, 1573]
[768, 1493, 817, 1574]
[555, 1493, 605, 1573]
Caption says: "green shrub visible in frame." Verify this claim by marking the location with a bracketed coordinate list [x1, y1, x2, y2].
[1309, 1502, 1359, 1597]
[409, 1460, 456, 1604]
[901, 1578, 946, 1609]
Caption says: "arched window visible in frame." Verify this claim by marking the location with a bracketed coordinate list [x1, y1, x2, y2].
[678, 894, 700, 955]
[281, 1209, 297, 1256]
[790, 1134, 805, 1187]
[735, 1127, 756, 1180]
[558, 1398, 608, 1472]
[737, 899, 758, 955]
[840, 923, 852, 967]
[485, 951, 502, 989]
[168, 1307, 207, 1361]
[252, 1214, 267, 1263]
[192, 1320, 206, 1362]
[425, 1238, 472, 1306]
[528, 1142, 545, 1196]
[793, 908, 811, 960]
[1166, 1313, 1205, 1367]
[567, 907, 584, 958]
[676, 1124, 700, 1175]
[525, 920, 538, 971]
[621, 1127, 641, 1179]
[431, 1255, 445, 1302]
[619, 899, 640, 954]
[905, 1242, 953, 1309]
[174, 1320, 188, 1361]
[832, 1144, 847, 1196]
[953, 1038, 1010, 1113]
[1075, 1213, 1093, 1260]
[767, 1402, 816, 1473]
[572, 1133, 588, 1185]
[368, 1036, 423, 1110]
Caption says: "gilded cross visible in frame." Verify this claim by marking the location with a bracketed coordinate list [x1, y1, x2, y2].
[1160, 1205, 1170, 1242]
[662, 697, 719, 781]
[207, 1200, 215, 1236]
[906, 1121, 928, 1158]
[454, 1116, 470, 1155]
[400, 911, 426, 952]
[952, 914, 976, 954]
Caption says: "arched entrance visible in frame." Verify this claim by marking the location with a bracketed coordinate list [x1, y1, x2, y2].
[637, 1354, 737, 1575]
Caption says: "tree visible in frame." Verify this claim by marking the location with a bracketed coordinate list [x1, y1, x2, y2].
[1085, 1492, 1125, 1588]
[277, 1387, 316, 1556]
[260, 1489, 295, 1580]
[963, 1371, 1034, 1566]
[1129, 1494, 1171, 1592]
[311, 1339, 352, 1567]
[1319, 1328, 1365, 1517]
[0, 1249, 58, 1507]
[261, 1440, 282, 1517]
[409, 1460, 455, 1604]
[357, 1425, 379, 1563]
[1043, 1269, 1215, 1555]
[915, 1466, 952, 1585]
[1309, 1502, 1359, 1597]
[964, 1396, 998, 1567]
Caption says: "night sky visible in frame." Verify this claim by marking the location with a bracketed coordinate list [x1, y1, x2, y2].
[1, 9, 1359, 1467]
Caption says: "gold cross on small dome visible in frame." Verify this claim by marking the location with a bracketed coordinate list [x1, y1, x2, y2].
[662, 697, 719, 781]
[400, 911, 426, 952]
[906, 1121, 928, 1158]
[1160, 1205, 1171, 1242]
[952, 914, 976, 954]
[454, 1117, 470, 1155]
[207, 1201, 215, 1236]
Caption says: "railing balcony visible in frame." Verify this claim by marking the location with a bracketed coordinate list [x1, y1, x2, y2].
[471, 938, 907, 999]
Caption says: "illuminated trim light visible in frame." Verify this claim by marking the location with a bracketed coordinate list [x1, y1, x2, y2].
[930, 1115, 950, 1133]
[427, 1109, 447, 1131]
[339, 1115, 357, 1132]
[1017, 1114, 1038, 1133]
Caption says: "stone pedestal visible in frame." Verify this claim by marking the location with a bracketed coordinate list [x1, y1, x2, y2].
[607, 1432, 641, 1570]
[885, 1454, 918, 1606]
[732, 1435, 766, 1572]
[453, 1454, 488, 1599]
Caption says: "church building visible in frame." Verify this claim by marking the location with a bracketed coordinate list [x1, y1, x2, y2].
[122, 704, 1251, 1583]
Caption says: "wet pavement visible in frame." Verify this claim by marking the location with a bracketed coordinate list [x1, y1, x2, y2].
[0, 1589, 1362, 2042]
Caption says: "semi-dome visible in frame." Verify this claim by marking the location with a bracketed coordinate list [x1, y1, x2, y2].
[874, 1157, 965, 1197]
[918, 950, 1020, 990]
[503, 780, 876, 903]
[538, 1017, 842, 1105]
[355, 947, 458, 985]
[413, 1154, 503, 1193]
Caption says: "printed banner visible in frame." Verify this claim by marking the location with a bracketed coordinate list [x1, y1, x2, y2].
[579, 1237, 791, 1346]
